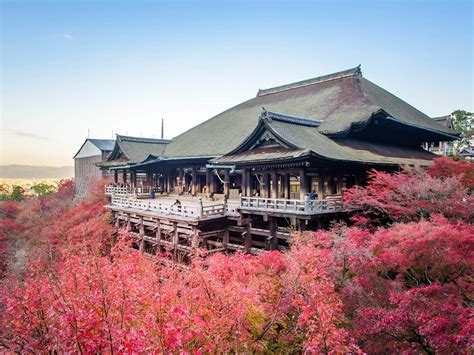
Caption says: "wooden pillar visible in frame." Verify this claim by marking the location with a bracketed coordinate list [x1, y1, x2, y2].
[138, 216, 145, 254]
[122, 170, 127, 184]
[262, 173, 269, 198]
[299, 168, 308, 200]
[298, 219, 307, 232]
[210, 171, 216, 193]
[172, 222, 178, 256]
[196, 173, 202, 193]
[318, 173, 325, 198]
[178, 168, 184, 193]
[241, 169, 246, 196]
[206, 168, 212, 194]
[126, 213, 131, 231]
[155, 220, 161, 252]
[191, 167, 197, 195]
[243, 169, 251, 196]
[131, 171, 137, 188]
[114, 213, 120, 229]
[224, 170, 230, 197]
[191, 226, 199, 248]
[114, 170, 118, 184]
[283, 173, 290, 199]
[223, 229, 229, 250]
[271, 171, 278, 199]
[268, 217, 278, 250]
[166, 169, 172, 194]
[243, 224, 252, 253]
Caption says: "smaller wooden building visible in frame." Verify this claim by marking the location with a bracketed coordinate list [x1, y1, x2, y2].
[74, 138, 115, 195]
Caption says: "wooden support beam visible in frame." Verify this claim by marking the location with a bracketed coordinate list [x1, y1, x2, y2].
[243, 224, 252, 253]
[155, 220, 161, 247]
[126, 213, 131, 231]
[268, 217, 278, 251]
[172, 222, 178, 256]
[138, 216, 145, 254]
[138, 216, 145, 235]
[114, 212, 120, 229]
[191, 226, 199, 248]
[223, 229, 229, 251]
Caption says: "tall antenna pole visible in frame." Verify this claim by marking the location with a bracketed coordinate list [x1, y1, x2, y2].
[88, 128, 90, 138]
[161, 118, 164, 139]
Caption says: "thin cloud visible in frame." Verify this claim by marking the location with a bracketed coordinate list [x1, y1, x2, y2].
[54, 33, 75, 41]
[3, 128, 48, 141]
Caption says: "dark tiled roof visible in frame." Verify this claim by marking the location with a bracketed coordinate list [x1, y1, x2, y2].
[88, 139, 115, 151]
[261, 109, 321, 127]
[116, 135, 171, 144]
[432, 115, 456, 132]
[103, 135, 171, 165]
[257, 66, 361, 96]
[163, 66, 455, 159]
[213, 111, 436, 167]
[73, 138, 115, 159]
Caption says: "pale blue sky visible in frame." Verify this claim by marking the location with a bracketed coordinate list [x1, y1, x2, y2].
[1, 0, 473, 166]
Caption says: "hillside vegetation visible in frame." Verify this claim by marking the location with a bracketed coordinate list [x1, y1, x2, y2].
[0, 158, 472, 353]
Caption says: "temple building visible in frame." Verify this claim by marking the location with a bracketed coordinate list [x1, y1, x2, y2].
[73, 138, 115, 197]
[92, 66, 458, 258]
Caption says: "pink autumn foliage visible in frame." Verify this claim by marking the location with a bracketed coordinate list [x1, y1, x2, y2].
[0, 237, 357, 353]
[344, 159, 473, 225]
[315, 217, 474, 353]
[1, 159, 473, 353]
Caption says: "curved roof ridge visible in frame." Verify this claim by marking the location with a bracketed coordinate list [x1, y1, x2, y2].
[117, 134, 172, 144]
[261, 108, 321, 127]
[257, 65, 361, 97]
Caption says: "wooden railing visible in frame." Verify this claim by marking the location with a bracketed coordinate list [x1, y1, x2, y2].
[239, 196, 344, 214]
[105, 185, 161, 196]
[110, 195, 227, 219]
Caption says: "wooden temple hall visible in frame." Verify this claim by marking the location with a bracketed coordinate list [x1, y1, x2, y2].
[96, 66, 458, 259]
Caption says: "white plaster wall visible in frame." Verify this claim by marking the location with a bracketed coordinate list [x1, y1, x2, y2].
[75, 140, 102, 158]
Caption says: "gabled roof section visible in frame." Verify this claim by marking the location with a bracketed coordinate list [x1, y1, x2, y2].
[73, 138, 115, 159]
[432, 115, 456, 132]
[88, 139, 115, 151]
[257, 66, 362, 97]
[104, 134, 171, 166]
[116, 135, 171, 144]
[212, 109, 437, 166]
[163, 65, 455, 159]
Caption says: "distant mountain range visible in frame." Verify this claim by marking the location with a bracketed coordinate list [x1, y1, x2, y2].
[0, 165, 74, 179]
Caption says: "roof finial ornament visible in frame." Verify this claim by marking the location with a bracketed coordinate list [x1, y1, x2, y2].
[260, 107, 271, 122]
[355, 64, 362, 76]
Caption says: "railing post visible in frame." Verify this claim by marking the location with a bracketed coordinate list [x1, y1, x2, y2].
[223, 195, 228, 215]
[304, 195, 310, 213]
[198, 197, 203, 218]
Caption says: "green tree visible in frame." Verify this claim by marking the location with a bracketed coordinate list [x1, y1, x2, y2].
[451, 109, 473, 151]
[9, 186, 25, 201]
[31, 183, 55, 196]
